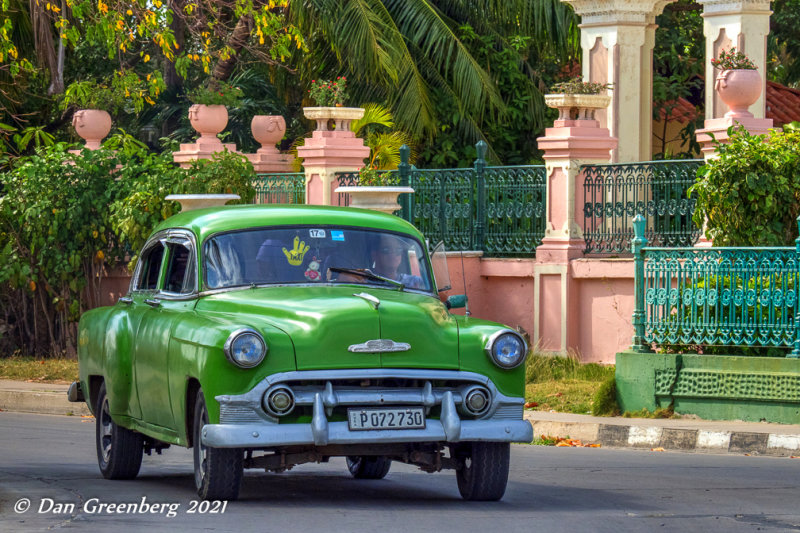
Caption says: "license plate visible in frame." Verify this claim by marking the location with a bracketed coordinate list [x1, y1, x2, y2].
[347, 407, 426, 431]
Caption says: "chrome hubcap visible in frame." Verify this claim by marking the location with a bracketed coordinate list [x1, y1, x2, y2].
[100, 397, 113, 464]
[194, 405, 208, 488]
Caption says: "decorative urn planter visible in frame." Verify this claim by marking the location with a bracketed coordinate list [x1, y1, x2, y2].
[165, 194, 240, 212]
[303, 106, 365, 132]
[188, 104, 228, 140]
[714, 69, 762, 118]
[251, 115, 286, 154]
[544, 94, 611, 121]
[334, 186, 414, 215]
[72, 109, 112, 150]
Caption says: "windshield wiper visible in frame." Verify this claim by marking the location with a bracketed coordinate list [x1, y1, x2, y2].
[327, 267, 405, 291]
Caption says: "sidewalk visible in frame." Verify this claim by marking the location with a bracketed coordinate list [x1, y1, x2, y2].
[2, 379, 800, 456]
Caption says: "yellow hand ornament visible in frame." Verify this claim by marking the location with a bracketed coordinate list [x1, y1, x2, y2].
[283, 236, 310, 266]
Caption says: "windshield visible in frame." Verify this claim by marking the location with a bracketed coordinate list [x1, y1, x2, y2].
[203, 226, 434, 293]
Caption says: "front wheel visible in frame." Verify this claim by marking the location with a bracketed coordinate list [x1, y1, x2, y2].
[95, 382, 143, 480]
[346, 456, 391, 479]
[193, 390, 243, 500]
[455, 442, 510, 501]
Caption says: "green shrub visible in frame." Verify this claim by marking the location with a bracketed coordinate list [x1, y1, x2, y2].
[591, 376, 620, 416]
[0, 141, 256, 356]
[690, 126, 800, 246]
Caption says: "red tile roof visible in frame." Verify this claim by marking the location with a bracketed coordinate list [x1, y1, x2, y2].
[657, 98, 699, 122]
[766, 81, 800, 127]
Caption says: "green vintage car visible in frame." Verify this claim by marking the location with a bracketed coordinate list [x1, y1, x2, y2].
[69, 204, 531, 501]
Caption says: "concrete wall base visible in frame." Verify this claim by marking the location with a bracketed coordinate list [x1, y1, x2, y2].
[616, 351, 800, 424]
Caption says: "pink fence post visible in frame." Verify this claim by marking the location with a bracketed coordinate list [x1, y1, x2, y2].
[534, 94, 618, 354]
[296, 107, 370, 206]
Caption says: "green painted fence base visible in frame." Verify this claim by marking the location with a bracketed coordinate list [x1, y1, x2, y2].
[616, 351, 800, 424]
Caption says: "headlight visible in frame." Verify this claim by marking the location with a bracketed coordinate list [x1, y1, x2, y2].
[224, 328, 267, 368]
[484, 330, 527, 369]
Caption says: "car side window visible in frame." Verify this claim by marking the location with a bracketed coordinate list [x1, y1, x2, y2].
[136, 242, 165, 291]
[164, 242, 195, 294]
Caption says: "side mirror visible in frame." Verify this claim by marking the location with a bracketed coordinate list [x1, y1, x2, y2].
[445, 295, 467, 310]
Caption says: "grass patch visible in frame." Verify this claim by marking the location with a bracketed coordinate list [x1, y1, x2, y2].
[525, 352, 616, 415]
[622, 407, 678, 419]
[0, 356, 78, 383]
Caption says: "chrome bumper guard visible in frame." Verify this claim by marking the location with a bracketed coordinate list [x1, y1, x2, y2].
[204, 369, 533, 448]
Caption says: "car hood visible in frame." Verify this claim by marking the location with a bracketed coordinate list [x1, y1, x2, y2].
[195, 285, 460, 370]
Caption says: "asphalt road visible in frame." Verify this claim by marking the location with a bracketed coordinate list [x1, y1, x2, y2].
[1, 412, 800, 533]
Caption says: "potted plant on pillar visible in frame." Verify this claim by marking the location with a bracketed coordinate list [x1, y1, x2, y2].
[63, 73, 164, 149]
[186, 80, 244, 142]
[711, 48, 760, 118]
[544, 78, 613, 121]
[303, 77, 365, 131]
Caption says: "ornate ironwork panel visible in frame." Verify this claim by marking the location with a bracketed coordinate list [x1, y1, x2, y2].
[334, 171, 361, 207]
[408, 168, 476, 251]
[641, 247, 799, 349]
[252, 173, 305, 204]
[482, 166, 546, 256]
[583, 160, 702, 254]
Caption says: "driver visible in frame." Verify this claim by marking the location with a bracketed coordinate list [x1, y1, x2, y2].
[369, 234, 423, 289]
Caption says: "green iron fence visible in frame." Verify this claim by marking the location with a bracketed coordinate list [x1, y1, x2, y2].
[253, 172, 305, 204]
[630, 215, 800, 356]
[334, 143, 546, 257]
[583, 160, 703, 255]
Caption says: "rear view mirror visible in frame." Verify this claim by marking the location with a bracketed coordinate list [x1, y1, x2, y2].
[445, 295, 467, 310]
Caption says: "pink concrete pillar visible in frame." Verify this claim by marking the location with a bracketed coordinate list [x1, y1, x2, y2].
[246, 115, 295, 172]
[296, 107, 371, 206]
[534, 94, 618, 353]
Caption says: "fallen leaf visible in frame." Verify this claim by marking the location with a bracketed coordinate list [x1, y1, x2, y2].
[650, 447, 665, 452]
[524, 402, 538, 408]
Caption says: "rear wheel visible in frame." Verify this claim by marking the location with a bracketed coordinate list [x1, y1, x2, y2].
[193, 390, 243, 500]
[95, 382, 143, 480]
[455, 442, 510, 501]
[346, 456, 392, 479]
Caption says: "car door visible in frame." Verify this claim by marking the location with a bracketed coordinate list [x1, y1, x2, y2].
[133, 232, 197, 432]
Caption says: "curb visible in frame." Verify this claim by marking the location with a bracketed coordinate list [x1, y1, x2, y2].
[525, 412, 800, 457]
[0, 382, 91, 417]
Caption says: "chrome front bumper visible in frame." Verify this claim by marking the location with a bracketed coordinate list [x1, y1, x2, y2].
[203, 369, 533, 448]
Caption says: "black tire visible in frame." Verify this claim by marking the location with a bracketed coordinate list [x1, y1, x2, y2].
[455, 442, 510, 501]
[95, 382, 143, 480]
[346, 456, 392, 479]
[193, 390, 243, 500]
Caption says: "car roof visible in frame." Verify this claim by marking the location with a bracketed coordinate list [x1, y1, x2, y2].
[153, 204, 426, 244]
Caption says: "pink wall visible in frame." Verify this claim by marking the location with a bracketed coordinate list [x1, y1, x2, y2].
[440, 255, 633, 364]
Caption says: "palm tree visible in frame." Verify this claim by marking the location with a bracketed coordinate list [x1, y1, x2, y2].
[284, 0, 579, 160]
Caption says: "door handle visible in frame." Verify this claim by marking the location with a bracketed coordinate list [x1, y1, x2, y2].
[118, 296, 133, 305]
[144, 298, 161, 308]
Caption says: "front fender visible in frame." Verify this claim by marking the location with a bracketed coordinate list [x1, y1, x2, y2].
[168, 311, 297, 443]
[455, 316, 527, 399]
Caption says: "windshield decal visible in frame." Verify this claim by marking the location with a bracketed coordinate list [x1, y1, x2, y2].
[283, 236, 310, 266]
[309, 229, 326, 239]
[331, 230, 345, 242]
